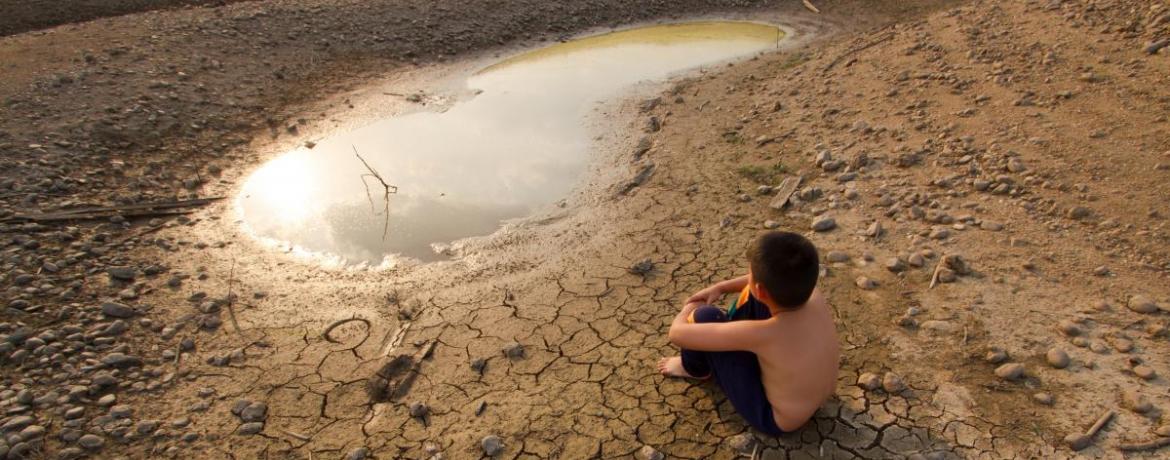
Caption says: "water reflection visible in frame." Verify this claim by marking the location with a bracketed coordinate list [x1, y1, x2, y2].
[237, 21, 784, 265]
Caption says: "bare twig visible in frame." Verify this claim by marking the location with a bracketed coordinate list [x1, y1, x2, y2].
[802, 0, 820, 14]
[225, 259, 243, 334]
[929, 255, 949, 289]
[1119, 437, 1170, 452]
[824, 31, 895, 73]
[353, 146, 398, 240]
[2, 197, 223, 224]
[279, 429, 312, 442]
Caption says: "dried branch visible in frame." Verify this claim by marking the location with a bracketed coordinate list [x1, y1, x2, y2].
[353, 146, 398, 240]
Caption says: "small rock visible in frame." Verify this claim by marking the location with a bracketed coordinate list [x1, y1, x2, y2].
[856, 372, 881, 391]
[470, 358, 487, 374]
[237, 422, 264, 436]
[984, 348, 1008, 364]
[728, 433, 755, 454]
[481, 435, 504, 456]
[826, 251, 850, 263]
[763, 220, 781, 230]
[1127, 295, 1158, 314]
[97, 394, 116, 407]
[409, 402, 428, 418]
[77, 434, 104, 450]
[100, 302, 137, 318]
[345, 447, 370, 460]
[502, 342, 524, 359]
[884, 257, 906, 272]
[240, 402, 268, 423]
[994, 363, 1025, 381]
[1154, 425, 1170, 437]
[1046, 348, 1070, 369]
[638, 445, 664, 460]
[1133, 365, 1157, 381]
[811, 216, 837, 232]
[106, 267, 136, 281]
[882, 373, 906, 393]
[855, 277, 878, 290]
[1057, 320, 1083, 337]
[1033, 393, 1054, 406]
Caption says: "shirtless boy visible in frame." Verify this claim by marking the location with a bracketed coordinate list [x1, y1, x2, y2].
[658, 231, 839, 435]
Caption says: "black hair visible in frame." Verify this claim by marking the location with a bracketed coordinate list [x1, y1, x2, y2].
[746, 231, 819, 309]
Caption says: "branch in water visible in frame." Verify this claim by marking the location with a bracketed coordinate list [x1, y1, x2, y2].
[353, 146, 398, 241]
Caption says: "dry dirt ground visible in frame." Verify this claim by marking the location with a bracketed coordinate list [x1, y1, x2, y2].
[2, 0, 1170, 459]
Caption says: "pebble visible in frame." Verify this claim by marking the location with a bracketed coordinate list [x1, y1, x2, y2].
[763, 220, 780, 230]
[1112, 338, 1133, 353]
[109, 405, 133, 419]
[240, 402, 268, 422]
[811, 215, 837, 232]
[826, 251, 850, 263]
[1133, 365, 1157, 380]
[481, 435, 504, 456]
[856, 372, 881, 391]
[1057, 320, 1083, 337]
[97, 394, 116, 407]
[855, 277, 878, 290]
[100, 302, 138, 318]
[1033, 393, 1054, 406]
[106, 267, 136, 281]
[1046, 348, 1070, 369]
[882, 373, 906, 393]
[502, 342, 525, 359]
[638, 445, 664, 460]
[470, 358, 487, 374]
[1127, 295, 1158, 314]
[885, 257, 906, 272]
[345, 447, 370, 460]
[728, 433, 755, 454]
[984, 348, 1008, 364]
[77, 434, 104, 450]
[1155, 425, 1170, 437]
[237, 422, 264, 435]
[409, 402, 428, 418]
[994, 363, 1025, 381]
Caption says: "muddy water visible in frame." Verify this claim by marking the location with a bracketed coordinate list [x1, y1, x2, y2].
[237, 21, 784, 265]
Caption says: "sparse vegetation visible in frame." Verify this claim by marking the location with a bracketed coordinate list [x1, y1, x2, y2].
[736, 162, 788, 184]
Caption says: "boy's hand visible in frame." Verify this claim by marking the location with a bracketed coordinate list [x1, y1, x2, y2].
[686, 286, 723, 306]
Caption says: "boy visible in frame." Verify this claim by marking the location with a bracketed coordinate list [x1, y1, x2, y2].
[658, 231, 839, 435]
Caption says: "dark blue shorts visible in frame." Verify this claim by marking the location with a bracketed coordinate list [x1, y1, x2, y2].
[680, 300, 785, 436]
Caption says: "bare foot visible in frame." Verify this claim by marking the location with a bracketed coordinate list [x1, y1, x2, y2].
[657, 356, 705, 379]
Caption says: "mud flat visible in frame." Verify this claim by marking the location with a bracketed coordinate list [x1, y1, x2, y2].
[6, 0, 1169, 459]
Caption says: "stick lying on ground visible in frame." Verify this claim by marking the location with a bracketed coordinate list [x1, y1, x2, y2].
[1064, 409, 1114, 451]
[1119, 437, 1170, 452]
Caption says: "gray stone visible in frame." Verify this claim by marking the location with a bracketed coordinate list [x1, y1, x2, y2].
[100, 353, 142, 368]
[502, 343, 524, 359]
[106, 267, 136, 281]
[638, 445, 664, 460]
[856, 372, 881, 391]
[728, 433, 755, 454]
[409, 402, 428, 418]
[882, 372, 906, 393]
[345, 447, 370, 460]
[1127, 295, 1158, 314]
[995, 363, 1025, 381]
[481, 435, 504, 456]
[240, 402, 268, 423]
[77, 434, 104, 450]
[1046, 348, 1070, 369]
[2, 416, 35, 432]
[811, 216, 837, 232]
[237, 422, 264, 435]
[100, 302, 137, 318]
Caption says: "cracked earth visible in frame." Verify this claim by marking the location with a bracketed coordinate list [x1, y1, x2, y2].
[2, 0, 1170, 459]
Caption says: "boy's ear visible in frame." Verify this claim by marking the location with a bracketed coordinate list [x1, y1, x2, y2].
[752, 280, 773, 303]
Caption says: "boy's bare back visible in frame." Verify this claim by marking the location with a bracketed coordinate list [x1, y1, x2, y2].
[750, 289, 839, 431]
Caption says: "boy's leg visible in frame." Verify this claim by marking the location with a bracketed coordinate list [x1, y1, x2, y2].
[706, 350, 784, 436]
[678, 305, 726, 378]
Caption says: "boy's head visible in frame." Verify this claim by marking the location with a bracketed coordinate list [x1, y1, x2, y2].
[746, 231, 819, 309]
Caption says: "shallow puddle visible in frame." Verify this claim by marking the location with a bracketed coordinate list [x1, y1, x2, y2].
[237, 21, 784, 265]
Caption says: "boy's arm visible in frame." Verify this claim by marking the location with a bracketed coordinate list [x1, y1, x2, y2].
[668, 301, 762, 352]
[686, 275, 750, 305]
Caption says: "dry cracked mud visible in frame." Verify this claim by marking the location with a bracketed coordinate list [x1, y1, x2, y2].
[2, 0, 1170, 459]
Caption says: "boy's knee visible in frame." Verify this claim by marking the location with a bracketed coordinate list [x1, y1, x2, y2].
[689, 305, 727, 324]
